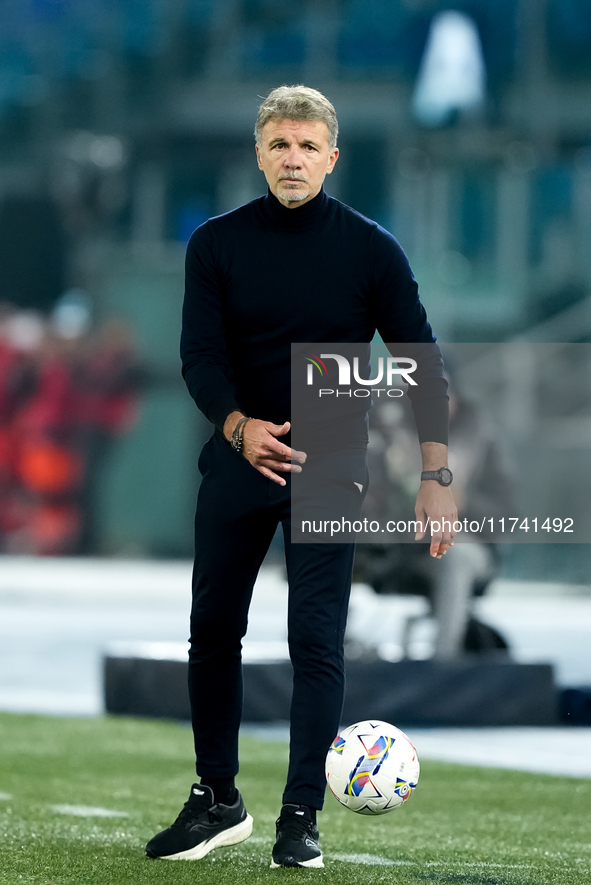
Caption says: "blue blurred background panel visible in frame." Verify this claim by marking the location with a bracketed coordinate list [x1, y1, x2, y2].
[547, 0, 591, 74]
[530, 165, 573, 265]
[120, 0, 164, 56]
[458, 170, 496, 263]
[0, 43, 32, 112]
[176, 204, 211, 244]
[242, 0, 305, 68]
[448, 0, 518, 85]
[243, 26, 306, 69]
[186, 0, 216, 23]
[338, 0, 427, 73]
[29, 0, 69, 21]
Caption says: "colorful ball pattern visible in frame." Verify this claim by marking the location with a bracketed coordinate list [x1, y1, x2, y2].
[325, 720, 420, 815]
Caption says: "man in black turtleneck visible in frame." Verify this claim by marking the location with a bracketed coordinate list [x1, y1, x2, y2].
[146, 86, 457, 869]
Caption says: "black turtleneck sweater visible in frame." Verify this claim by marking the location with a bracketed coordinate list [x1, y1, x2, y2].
[180, 187, 448, 445]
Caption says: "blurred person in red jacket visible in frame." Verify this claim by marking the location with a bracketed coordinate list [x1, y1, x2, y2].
[1, 297, 146, 555]
[4, 309, 83, 554]
[0, 307, 47, 546]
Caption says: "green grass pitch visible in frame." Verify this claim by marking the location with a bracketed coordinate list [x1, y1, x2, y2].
[1, 712, 590, 884]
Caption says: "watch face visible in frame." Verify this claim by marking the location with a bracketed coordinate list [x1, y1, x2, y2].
[440, 468, 452, 485]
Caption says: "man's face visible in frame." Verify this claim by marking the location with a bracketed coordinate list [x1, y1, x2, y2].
[256, 119, 339, 208]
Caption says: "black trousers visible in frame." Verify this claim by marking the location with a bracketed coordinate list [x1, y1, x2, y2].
[189, 430, 365, 809]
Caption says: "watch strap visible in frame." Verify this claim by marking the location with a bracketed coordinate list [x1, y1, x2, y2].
[421, 467, 453, 486]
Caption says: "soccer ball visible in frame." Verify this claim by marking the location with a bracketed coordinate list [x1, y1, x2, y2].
[325, 719, 420, 815]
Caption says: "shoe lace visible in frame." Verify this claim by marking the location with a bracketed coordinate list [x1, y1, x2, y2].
[174, 796, 222, 827]
[277, 813, 315, 840]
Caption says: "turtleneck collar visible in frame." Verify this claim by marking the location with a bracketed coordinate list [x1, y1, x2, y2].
[263, 186, 330, 228]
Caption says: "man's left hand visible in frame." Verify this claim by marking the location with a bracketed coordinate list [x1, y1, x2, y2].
[414, 482, 458, 558]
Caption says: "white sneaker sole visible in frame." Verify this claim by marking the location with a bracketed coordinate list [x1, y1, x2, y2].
[160, 814, 254, 860]
[270, 854, 324, 869]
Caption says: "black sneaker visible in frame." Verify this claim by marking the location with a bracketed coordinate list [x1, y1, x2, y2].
[270, 804, 323, 869]
[146, 783, 253, 860]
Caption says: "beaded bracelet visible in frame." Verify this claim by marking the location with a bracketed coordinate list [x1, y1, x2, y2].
[230, 416, 251, 454]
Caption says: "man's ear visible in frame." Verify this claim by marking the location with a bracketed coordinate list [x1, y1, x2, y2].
[326, 147, 339, 175]
[255, 144, 263, 170]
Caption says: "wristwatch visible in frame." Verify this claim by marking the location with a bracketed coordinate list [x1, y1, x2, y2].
[421, 467, 453, 487]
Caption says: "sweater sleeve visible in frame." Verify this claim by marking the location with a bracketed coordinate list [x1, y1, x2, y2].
[370, 226, 449, 445]
[180, 222, 241, 431]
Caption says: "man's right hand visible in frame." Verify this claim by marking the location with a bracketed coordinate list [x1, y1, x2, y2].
[223, 412, 307, 486]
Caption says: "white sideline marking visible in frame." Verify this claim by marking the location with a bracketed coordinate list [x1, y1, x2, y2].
[332, 855, 533, 870]
[426, 862, 532, 869]
[0, 792, 12, 800]
[332, 853, 413, 866]
[49, 804, 129, 818]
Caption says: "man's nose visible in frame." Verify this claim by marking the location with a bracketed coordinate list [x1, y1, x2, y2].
[283, 147, 303, 168]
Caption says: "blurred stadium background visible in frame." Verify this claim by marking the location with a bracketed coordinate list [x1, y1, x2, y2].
[0, 0, 591, 556]
[1, 0, 591, 564]
[1, 1, 591, 729]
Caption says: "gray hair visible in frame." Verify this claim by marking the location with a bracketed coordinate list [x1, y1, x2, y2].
[255, 85, 338, 150]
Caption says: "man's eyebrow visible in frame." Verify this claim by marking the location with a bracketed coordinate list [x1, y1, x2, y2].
[267, 137, 322, 148]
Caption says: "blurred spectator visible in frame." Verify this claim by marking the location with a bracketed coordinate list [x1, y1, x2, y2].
[355, 370, 516, 658]
[0, 300, 147, 555]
